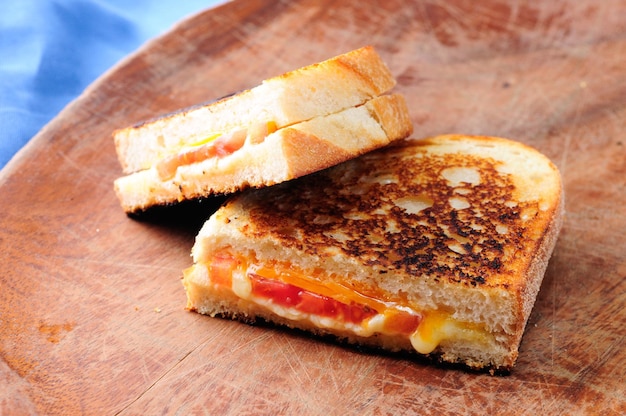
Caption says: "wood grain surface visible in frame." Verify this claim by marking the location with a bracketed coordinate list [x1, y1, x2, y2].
[1, 0, 625, 414]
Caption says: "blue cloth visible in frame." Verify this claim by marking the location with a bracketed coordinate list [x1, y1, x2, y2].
[0, 0, 222, 169]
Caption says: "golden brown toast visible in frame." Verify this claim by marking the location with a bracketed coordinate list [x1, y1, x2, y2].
[183, 134, 563, 373]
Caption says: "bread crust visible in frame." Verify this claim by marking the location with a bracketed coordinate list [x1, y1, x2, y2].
[114, 93, 412, 213]
[115, 46, 396, 173]
[510, 186, 564, 356]
[185, 135, 564, 372]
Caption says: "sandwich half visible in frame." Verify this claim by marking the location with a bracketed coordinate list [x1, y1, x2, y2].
[113, 46, 412, 213]
[182, 134, 564, 373]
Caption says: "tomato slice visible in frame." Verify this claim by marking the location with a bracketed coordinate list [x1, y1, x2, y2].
[249, 275, 301, 307]
[213, 128, 247, 157]
[297, 290, 336, 317]
[208, 252, 237, 287]
[249, 274, 376, 325]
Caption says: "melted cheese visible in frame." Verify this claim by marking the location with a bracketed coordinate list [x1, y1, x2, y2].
[187, 132, 222, 148]
[210, 262, 493, 354]
[410, 312, 489, 354]
[231, 269, 251, 299]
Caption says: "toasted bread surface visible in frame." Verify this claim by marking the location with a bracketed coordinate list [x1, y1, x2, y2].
[115, 46, 396, 173]
[186, 135, 563, 372]
[114, 93, 412, 213]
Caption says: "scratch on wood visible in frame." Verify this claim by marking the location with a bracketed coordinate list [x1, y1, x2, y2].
[276, 335, 313, 386]
[113, 334, 211, 416]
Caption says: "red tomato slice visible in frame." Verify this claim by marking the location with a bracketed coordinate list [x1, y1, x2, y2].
[213, 129, 247, 157]
[344, 303, 377, 325]
[249, 274, 301, 308]
[297, 290, 337, 317]
[249, 274, 376, 325]
[209, 253, 237, 287]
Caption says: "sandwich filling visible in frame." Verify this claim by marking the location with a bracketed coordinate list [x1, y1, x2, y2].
[156, 121, 278, 180]
[186, 251, 494, 354]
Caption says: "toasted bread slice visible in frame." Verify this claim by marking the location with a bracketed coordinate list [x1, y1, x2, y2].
[114, 93, 412, 213]
[183, 135, 563, 373]
[115, 46, 396, 174]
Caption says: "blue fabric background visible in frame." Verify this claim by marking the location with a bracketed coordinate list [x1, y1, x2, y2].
[0, 0, 222, 169]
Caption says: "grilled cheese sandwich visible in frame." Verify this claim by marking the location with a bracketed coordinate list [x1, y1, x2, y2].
[183, 134, 564, 373]
[113, 46, 412, 213]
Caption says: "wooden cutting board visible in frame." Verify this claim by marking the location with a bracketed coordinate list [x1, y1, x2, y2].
[1, 0, 624, 414]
